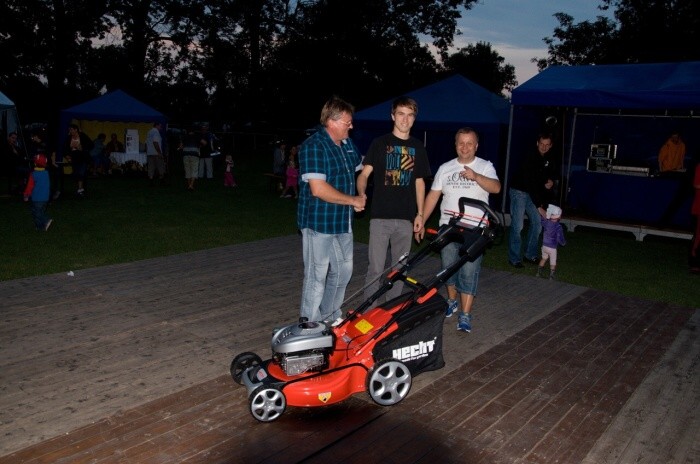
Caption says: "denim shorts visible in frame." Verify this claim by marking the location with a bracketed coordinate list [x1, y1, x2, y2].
[440, 241, 483, 296]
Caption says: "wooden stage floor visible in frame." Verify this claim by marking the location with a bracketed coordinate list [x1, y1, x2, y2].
[0, 235, 697, 463]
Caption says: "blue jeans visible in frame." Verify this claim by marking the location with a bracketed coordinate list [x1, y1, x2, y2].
[198, 158, 213, 178]
[508, 188, 542, 264]
[440, 242, 482, 296]
[30, 201, 50, 230]
[300, 228, 354, 322]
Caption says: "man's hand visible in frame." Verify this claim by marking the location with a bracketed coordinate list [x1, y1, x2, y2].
[414, 226, 425, 243]
[461, 165, 478, 181]
[352, 194, 367, 212]
[413, 215, 423, 233]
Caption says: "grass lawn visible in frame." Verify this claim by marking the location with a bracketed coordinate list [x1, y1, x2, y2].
[1, 153, 698, 309]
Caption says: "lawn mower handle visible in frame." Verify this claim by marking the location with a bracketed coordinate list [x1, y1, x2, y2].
[456, 197, 501, 228]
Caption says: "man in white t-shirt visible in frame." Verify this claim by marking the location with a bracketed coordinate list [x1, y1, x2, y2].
[417, 127, 501, 333]
[146, 122, 165, 185]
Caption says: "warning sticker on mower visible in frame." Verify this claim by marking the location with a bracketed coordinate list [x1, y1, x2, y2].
[392, 337, 437, 362]
[354, 319, 374, 334]
[318, 392, 331, 403]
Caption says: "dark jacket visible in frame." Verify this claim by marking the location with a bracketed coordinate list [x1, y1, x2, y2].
[64, 132, 94, 165]
[510, 149, 559, 209]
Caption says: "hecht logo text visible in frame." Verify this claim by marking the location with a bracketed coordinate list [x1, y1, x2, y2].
[392, 338, 436, 362]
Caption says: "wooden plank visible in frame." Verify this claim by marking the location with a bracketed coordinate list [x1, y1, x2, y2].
[0, 236, 696, 463]
[581, 308, 700, 464]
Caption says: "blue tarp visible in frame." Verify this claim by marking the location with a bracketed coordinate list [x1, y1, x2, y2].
[1, 91, 21, 136]
[353, 74, 510, 175]
[0, 91, 15, 110]
[511, 61, 700, 109]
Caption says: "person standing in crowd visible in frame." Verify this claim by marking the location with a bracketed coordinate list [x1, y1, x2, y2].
[417, 127, 501, 333]
[198, 125, 214, 179]
[104, 133, 124, 175]
[273, 141, 287, 176]
[297, 96, 366, 324]
[507, 132, 558, 268]
[658, 130, 686, 173]
[180, 127, 200, 191]
[356, 96, 431, 305]
[272, 140, 287, 192]
[536, 204, 567, 280]
[146, 122, 165, 185]
[90, 133, 107, 176]
[6, 131, 29, 195]
[280, 147, 299, 198]
[64, 124, 93, 197]
[23, 153, 52, 231]
[223, 154, 236, 188]
[29, 130, 60, 201]
[29, 131, 47, 156]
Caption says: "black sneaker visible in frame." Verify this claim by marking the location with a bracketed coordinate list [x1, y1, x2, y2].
[524, 257, 539, 264]
[509, 261, 524, 268]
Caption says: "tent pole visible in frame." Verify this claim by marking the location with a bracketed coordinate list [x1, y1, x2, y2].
[501, 105, 515, 215]
[564, 108, 577, 206]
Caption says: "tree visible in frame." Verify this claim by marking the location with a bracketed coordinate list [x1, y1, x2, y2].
[443, 42, 518, 96]
[102, 0, 213, 103]
[532, 13, 618, 70]
[1, 0, 483, 133]
[0, 0, 111, 129]
[606, 0, 700, 63]
[263, 0, 481, 127]
[534, 0, 700, 71]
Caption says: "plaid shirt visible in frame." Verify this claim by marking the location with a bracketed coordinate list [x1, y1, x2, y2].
[297, 128, 362, 234]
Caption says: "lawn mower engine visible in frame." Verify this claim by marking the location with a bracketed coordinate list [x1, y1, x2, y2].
[271, 320, 335, 376]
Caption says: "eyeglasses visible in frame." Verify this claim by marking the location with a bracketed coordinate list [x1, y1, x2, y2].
[335, 119, 353, 127]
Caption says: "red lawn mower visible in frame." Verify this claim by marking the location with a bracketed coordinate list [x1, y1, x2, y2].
[230, 197, 502, 422]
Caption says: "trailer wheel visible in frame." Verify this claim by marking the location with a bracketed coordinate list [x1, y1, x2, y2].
[230, 352, 262, 384]
[249, 385, 286, 422]
[366, 359, 412, 406]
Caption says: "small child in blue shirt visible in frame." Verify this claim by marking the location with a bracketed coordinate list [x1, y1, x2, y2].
[536, 204, 566, 280]
[23, 153, 53, 231]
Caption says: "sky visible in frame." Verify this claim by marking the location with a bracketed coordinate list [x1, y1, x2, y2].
[453, 0, 614, 86]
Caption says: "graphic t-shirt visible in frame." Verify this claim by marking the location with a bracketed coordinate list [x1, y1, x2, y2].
[430, 157, 498, 227]
[363, 133, 431, 221]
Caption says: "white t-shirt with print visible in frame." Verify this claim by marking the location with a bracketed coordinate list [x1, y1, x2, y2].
[430, 157, 499, 227]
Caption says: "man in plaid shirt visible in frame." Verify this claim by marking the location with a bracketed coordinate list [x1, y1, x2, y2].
[297, 96, 366, 323]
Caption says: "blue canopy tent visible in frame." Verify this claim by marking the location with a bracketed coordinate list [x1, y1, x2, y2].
[1, 91, 28, 190]
[1, 91, 22, 137]
[58, 90, 167, 160]
[505, 61, 700, 230]
[353, 74, 510, 177]
[1, 91, 26, 153]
